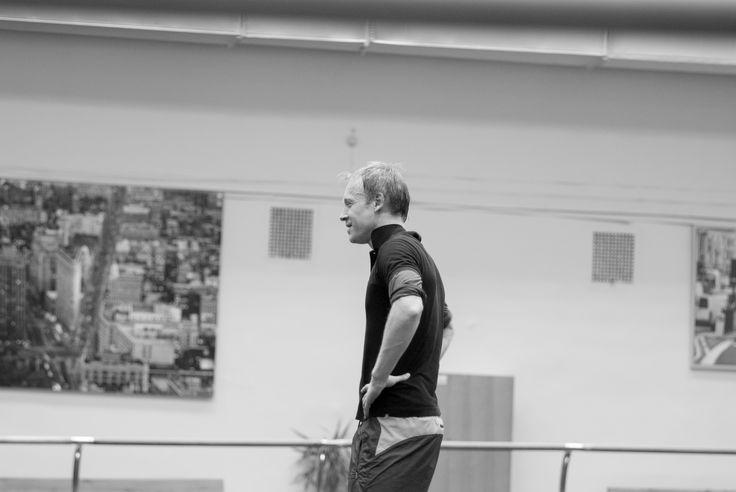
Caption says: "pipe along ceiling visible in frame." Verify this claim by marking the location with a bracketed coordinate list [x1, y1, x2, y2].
[9, 0, 736, 30]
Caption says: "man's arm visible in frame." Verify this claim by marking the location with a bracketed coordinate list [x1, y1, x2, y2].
[361, 295, 423, 417]
[440, 321, 454, 359]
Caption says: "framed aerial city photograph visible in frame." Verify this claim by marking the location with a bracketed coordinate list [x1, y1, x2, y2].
[692, 227, 736, 371]
[0, 178, 222, 398]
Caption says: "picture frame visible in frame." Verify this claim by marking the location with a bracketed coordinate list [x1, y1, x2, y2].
[0, 178, 222, 398]
[691, 226, 736, 371]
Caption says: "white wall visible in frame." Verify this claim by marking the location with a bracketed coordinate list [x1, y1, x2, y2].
[1, 29, 736, 492]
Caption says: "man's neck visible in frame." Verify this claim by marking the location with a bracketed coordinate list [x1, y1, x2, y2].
[368, 216, 404, 248]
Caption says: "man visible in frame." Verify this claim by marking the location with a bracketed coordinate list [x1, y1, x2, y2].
[340, 162, 454, 492]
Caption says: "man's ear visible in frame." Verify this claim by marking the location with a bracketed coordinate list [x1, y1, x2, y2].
[373, 192, 385, 212]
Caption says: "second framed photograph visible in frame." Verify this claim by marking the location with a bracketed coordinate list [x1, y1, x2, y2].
[692, 227, 736, 371]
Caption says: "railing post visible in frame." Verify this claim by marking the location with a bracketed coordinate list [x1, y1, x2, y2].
[72, 443, 83, 492]
[316, 446, 327, 492]
[559, 450, 572, 492]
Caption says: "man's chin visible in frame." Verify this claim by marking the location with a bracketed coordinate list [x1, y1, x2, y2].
[348, 234, 367, 244]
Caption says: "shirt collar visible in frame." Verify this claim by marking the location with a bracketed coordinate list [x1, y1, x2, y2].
[370, 224, 406, 252]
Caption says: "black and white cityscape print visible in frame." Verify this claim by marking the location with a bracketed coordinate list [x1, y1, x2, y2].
[0, 178, 222, 398]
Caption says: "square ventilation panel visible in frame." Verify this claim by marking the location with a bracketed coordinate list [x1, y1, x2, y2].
[269, 207, 313, 260]
[592, 232, 635, 283]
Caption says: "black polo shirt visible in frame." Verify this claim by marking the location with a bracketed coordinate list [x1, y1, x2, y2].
[356, 224, 452, 420]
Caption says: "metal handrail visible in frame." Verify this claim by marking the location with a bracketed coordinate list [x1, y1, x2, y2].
[2, 436, 736, 492]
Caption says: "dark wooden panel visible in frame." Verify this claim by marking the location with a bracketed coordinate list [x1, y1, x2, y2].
[0, 479, 223, 492]
[609, 489, 736, 492]
[431, 374, 513, 492]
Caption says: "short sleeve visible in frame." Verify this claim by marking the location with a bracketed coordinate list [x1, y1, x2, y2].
[376, 237, 426, 304]
[388, 268, 425, 304]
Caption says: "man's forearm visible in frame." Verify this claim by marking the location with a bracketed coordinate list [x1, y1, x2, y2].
[371, 295, 423, 383]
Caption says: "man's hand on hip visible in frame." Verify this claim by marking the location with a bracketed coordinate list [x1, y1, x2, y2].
[361, 373, 410, 417]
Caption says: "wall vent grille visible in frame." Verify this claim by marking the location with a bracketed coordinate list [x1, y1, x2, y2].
[269, 207, 313, 260]
[592, 232, 635, 283]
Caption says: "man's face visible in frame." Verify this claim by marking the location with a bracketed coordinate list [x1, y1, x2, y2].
[340, 178, 377, 245]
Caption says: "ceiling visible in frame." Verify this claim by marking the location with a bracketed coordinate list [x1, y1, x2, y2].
[1, 1, 736, 76]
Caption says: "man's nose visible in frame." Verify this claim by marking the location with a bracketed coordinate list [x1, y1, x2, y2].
[339, 214, 347, 222]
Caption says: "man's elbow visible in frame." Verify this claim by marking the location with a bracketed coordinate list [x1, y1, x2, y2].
[443, 323, 455, 342]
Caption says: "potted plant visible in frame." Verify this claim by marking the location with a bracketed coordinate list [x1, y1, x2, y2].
[293, 420, 352, 492]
